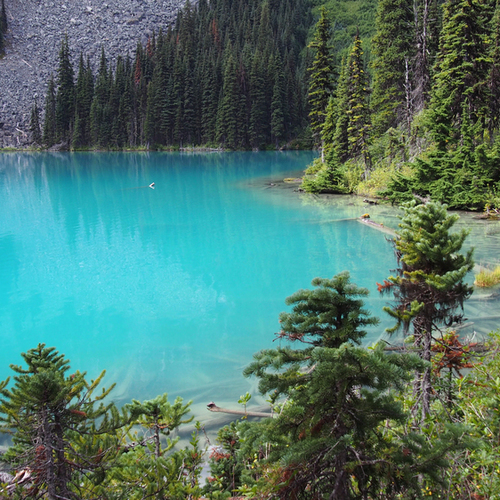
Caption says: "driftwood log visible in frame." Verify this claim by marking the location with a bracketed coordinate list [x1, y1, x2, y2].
[206, 402, 273, 418]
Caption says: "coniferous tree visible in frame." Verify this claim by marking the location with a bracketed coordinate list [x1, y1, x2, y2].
[307, 7, 335, 149]
[29, 100, 42, 146]
[270, 55, 286, 147]
[55, 35, 75, 144]
[242, 272, 450, 499]
[345, 34, 371, 172]
[249, 50, 268, 148]
[371, 0, 414, 135]
[0, 0, 7, 55]
[488, 0, 500, 136]
[380, 201, 474, 420]
[72, 54, 94, 148]
[216, 47, 240, 148]
[0, 344, 124, 499]
[90, 48, 112, 147]
[200, 54, 220, 145]
[412, 0, 443, 114]
[428, 0, 493, 148]
[43, 76, 57, 147]
[331, 57, 350, 162]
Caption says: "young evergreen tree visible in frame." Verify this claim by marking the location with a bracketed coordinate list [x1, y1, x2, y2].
[0, 344, 124, 499]
[110, 394, 203, 499]
[307, 7, 335, 149]
[380, 201, 474, 420]
[242, 272, 450, 499]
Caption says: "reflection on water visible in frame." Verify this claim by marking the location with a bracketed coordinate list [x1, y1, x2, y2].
[0, 151, 499, 429]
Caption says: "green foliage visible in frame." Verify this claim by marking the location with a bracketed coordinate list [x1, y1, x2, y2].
[428, 0, 492, 149]
[126, 393, 193, 458]
[307, 7, 336, 145]
[109, 399, 202, 500]
[302, 155, 350, 193]
[381, 201, 474, 418]
[474, 264, 500, 287]
[55, 35, 75, 145]
[370, 0, 414, 135]
[204, 421, 244, 496]
[42, 76, 57, 147]
[0, 344, 124, 499]
[41, 0, 311, 151]
[241, 272, 458, 499]
[449, 332, 500, 498]
[29, 101, 42, 146]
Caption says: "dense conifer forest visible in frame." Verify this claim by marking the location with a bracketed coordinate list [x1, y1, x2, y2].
[36, 0, 312, 151]
[27, 0, 500, 210]
[305, 0, 500, 211]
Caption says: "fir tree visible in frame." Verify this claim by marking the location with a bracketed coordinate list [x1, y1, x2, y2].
[216, 47, 240, 148]
[29, 100, 42, 146]
[42, 76, 57, 147]
[249, 49, 268, 148]
[307, 7, 335, 149]
[345, 34, 371, 172]
[55, 35, 75, 144]
[243, 272, 446, 499]
[371, 0, 414, 135]
[270, 57, 286, 147]
[380, 201, 474, 420]
[90, 48, 112, 147]
[428, 0, 493, 147]
[112, 395, 202, 499]
[488, 0, 500, 136]
[0, 344, 124, 499]
[72, 54, 94, 148]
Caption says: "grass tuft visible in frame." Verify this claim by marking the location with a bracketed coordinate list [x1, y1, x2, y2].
[474, 265, 500, 287]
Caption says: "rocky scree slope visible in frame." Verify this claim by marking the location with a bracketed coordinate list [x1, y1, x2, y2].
[0, 0, 186, 147]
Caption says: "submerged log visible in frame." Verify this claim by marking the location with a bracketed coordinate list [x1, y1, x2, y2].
[206, 402, 273, 418]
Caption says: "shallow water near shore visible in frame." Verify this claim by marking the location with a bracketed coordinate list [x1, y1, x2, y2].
[0, 151, 498, 432]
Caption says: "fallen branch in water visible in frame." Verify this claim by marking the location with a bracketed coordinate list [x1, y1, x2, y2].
[206, 402, 273, 418]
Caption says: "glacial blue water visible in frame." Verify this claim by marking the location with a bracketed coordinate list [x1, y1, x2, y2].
[0, 151, 498, 425]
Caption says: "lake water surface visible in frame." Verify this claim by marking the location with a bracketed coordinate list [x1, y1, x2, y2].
[0, 151, 498, 427]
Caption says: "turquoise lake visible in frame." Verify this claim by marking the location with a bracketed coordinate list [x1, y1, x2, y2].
[0, 151, 499, 427]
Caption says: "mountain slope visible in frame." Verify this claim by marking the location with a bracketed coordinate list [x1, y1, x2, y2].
[0, 0, 185, 147]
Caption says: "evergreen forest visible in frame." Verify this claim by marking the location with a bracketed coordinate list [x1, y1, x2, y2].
[22, 0, 500, 211]
[36, 0, 312, 152]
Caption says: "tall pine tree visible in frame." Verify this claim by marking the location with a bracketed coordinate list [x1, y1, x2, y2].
[55, 35, 75, 145]
[307, 7, 335, 150]
[371, 0, 414, 135]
